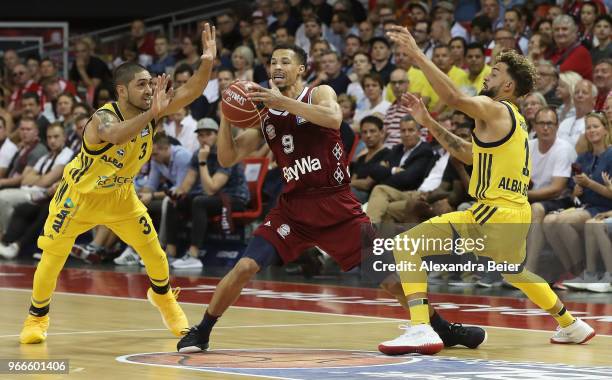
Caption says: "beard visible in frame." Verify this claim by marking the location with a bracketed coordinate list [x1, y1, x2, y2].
[479, 85, 498, 98]
[127, 93, 149, 112]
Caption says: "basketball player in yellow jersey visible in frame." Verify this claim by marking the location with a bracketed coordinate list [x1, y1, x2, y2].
[377, 26, 595, 355]
[19, 24, 217, 345]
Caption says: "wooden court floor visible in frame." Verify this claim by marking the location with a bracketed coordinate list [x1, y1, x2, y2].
[1, 263, 611, 380]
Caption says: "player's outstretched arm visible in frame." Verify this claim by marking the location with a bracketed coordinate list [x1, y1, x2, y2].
[248, 82, 342, 130]
[93, 75, 173, 145]
[217, 114, 264, 168]
[386, 25, 504, 124]
[402, 92, 473, 165]
[158, 23, 217, 118]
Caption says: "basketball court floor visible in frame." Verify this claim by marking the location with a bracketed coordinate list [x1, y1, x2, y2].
[1, 261, 611, 379]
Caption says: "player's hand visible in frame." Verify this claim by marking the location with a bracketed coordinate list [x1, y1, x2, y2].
[594, 211, 612, 220]
[400, 92, 433, 127]
[386, 25, 420, 56]
[139, 192, 153, 205]
[602, 171, 611, 189]
[151, 74, 174, 120]
[247, 81, 285, 109]
[201, 23, 217, 61]
[573, 173, 592, 188]
[198, 144, 211, 161]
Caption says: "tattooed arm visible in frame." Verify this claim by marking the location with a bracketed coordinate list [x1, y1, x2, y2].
[86, 75, 173, 145]
[401, 92, 473, 165]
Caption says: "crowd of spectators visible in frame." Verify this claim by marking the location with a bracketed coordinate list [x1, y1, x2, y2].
[0, 0, 610, 290]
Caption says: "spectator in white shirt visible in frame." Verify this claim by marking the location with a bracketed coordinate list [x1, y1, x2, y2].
[0, 116, 18, 179]
[558, 79, 598, 151]
[162, 106, 199, 153]
[526, 108, 578, 274]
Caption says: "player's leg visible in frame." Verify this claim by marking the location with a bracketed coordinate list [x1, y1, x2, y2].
[378, 210, 475, 355]
[20, 191, 94, 344]
[177, 235, 281, 353]
[502, 269, 595, 344]
[107, 210, 188, 337]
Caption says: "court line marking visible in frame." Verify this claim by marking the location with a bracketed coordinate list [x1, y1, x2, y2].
[2, 287, 611, 338]
[0, 320, 398, 339]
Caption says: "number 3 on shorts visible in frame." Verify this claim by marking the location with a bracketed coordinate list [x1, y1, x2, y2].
[138, 215, 152, 235]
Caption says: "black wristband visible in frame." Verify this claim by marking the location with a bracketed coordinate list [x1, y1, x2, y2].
[199, 161, 207, 167]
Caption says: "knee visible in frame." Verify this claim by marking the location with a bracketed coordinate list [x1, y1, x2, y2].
[542, 213, 558, 225]
[531, 203, 545, 220]
[233, 258, 260, 280]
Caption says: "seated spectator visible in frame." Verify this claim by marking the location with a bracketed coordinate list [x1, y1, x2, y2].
[342, 34, 362, 75]
[593, 59, 612, 112]
[0, 117, 47, 191]
[449, 37, 467, 69]
[550, 15, 593, 80]
[66, 113, 88, 155]
[296, 14, 330, 57]
[0, 116, 18, 179]
[8, 63, 43, 119]
[433, 1, 469, 41]
[429, 44, 470, 114]
[268, 0, 300, 36]
[129, 19, 155, 56]
[54, 92, 76, 124]
[232, 46, 255, 82]
[69, 39, 112, 96]
[591, 15, 612, 65]
[176, 36, 201, 70]
[39, 58, 77, 96]
[254, 34, 274, 84]
[147, 36, 177, 76]
[350, 116, 389, 203]
[525, 108, 577, 275]
[543, 112, 612, 286]
[328, 11, 358, 53]
[556, 71, 583, 123]
[346, 52, 371, 112]
[383, 69, 410, 147]
[338, 94, 355, 126]
[366, 119, 469, 224]
[370, 37, 395, 86]
[464, 43, 492, 96]
[366, 116, 436, 223]
[582, 171, 612, 292]
[503, 7, 529, 54]
[174, 64, 209, 120]
[162, 106, 199, 153]
[384, 43, 434, 106]
[353, 73, 391, 132]
[21, 92, 51, 145]
[527, 32, 554, 64]
[413, 20, 435, 60]
[0, 124, 72, 258]
[319, 50, 351, 95]
[165, 118, 250, 269]
[536, 60, 562, 108]
[138, 134, 192, 250]
[521, 92, 548, 138]
[558, 79, 597, 149]
[274, 27, 294, 46]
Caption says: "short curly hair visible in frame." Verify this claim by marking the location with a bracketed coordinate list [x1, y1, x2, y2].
[496, 50, 537, 98]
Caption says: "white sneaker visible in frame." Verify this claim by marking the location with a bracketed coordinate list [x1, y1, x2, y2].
[171, 255, 203, 269]
[379, 323, 444, 355]
[586, 272, 612, 293]
[114, 246, 140, 266]
[563, 272, 599, 290]
[0, 242, 19, 259]
[550, 319, 595, 344]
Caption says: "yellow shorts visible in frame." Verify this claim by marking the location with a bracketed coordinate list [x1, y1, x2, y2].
[38, 180, 158, 256]
[396, 202, 531, 265]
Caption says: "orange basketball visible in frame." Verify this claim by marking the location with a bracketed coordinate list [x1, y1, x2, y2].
[221, 80, 267, 128]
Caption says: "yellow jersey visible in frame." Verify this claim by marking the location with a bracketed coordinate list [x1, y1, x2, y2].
[469, 100, 531, 208]
[61, 102, 154, 194]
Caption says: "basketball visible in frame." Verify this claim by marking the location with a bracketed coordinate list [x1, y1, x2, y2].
[221, 80, 267, 128]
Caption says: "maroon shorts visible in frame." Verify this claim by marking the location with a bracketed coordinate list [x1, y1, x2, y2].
[253, 186, 373, 271]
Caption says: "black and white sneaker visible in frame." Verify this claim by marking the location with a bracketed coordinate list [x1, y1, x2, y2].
[435, 323, 487, 348]
[177, 326, 209, 353]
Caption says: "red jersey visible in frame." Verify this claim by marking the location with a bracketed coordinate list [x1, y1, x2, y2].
[261, 86, 350, 195]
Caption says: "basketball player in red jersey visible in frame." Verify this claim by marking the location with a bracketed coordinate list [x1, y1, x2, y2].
[177, 44, 486, 353]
